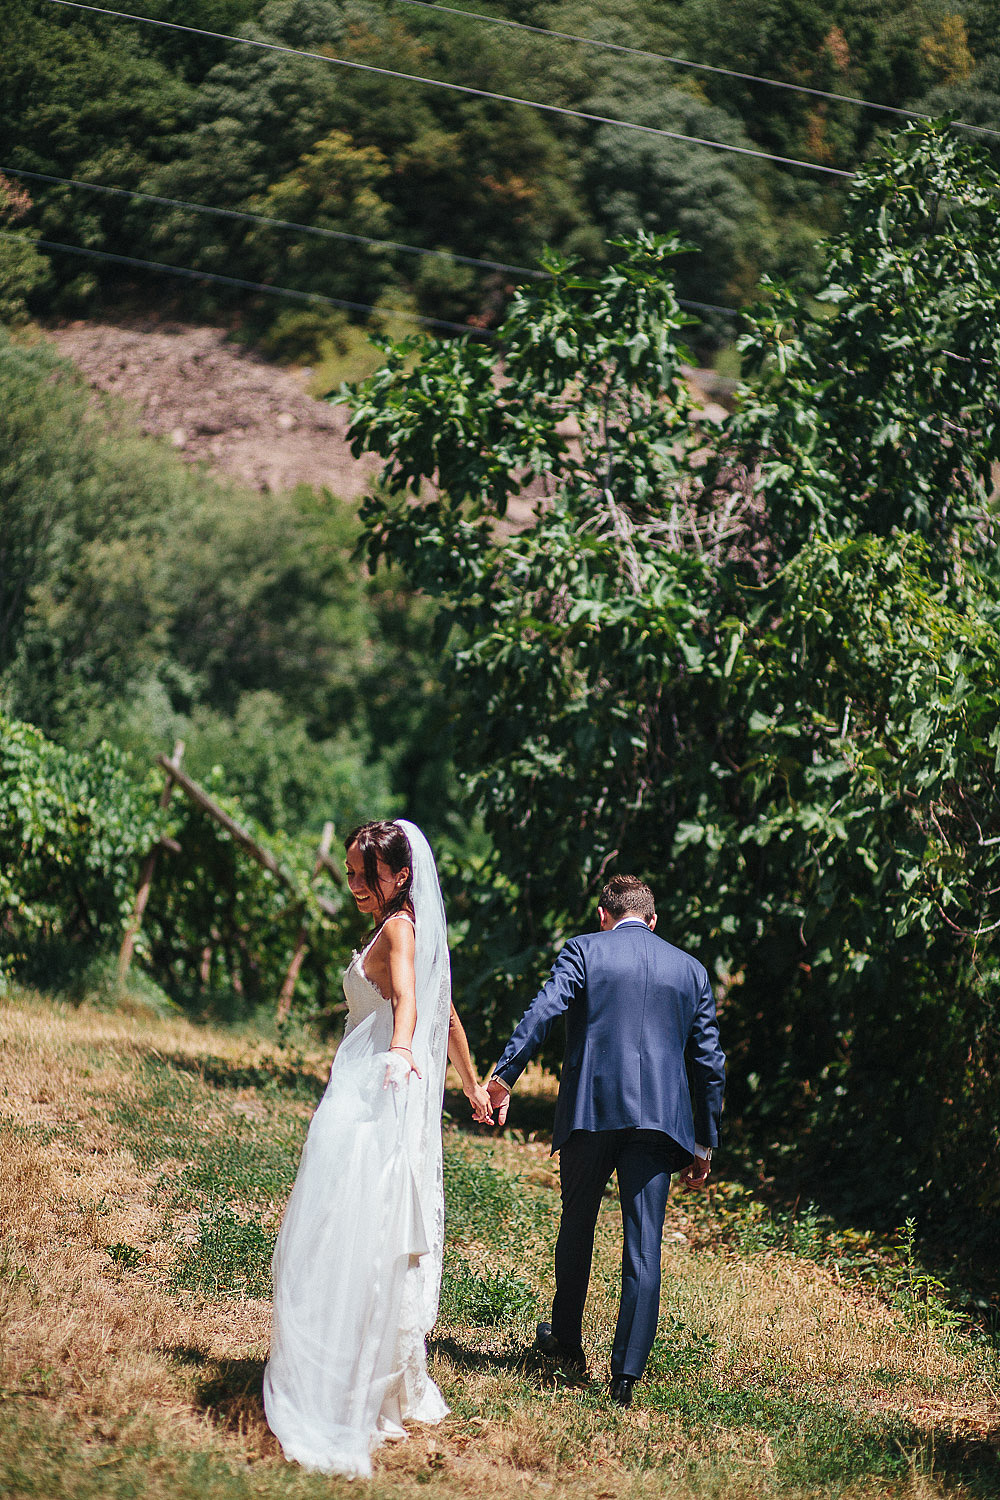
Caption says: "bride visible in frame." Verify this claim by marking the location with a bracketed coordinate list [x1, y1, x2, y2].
[263, 819, 492, 1478]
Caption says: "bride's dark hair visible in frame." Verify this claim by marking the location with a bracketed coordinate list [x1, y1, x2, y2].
[345, 820, 414, 928]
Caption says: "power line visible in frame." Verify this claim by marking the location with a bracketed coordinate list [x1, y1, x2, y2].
[678, 298, 740, 319]
[42, 0, 855, 178]
[5, 224, 741, 326]
[391, 0, 1000, 141]
[4, 165, 742, 321]
[0, 231, 496, 336]
[0, 164, 548, 280]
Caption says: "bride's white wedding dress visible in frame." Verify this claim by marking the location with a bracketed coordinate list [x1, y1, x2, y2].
[263, 821, 451, 1478]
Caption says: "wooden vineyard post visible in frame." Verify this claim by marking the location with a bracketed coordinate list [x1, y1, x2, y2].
[118, 739, 185, 982]
[277, 821, 336, 1024]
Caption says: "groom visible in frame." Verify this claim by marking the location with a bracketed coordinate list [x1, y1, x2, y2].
[486, 875, 725, 1408]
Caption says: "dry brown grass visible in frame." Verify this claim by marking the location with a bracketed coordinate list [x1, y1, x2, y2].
[1, 988, 997, 1500]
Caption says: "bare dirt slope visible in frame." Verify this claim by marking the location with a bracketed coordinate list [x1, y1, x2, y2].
[44, 319, 730, 510]
[45, 319, 382, 498]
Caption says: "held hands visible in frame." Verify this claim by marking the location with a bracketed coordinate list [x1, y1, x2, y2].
[486, 1076, 511, 1127]
[464, 1081, 494, 1124]
[679, 1153, 711, 1190]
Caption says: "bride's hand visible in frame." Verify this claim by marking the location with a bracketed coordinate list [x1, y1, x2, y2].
[465, 1081, 494, 1124]
[384, 1046, 422, 1090]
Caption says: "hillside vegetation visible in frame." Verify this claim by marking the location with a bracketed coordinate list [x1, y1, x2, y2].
[2, 988, 998, 1499]
[4, 0, 1000, 343]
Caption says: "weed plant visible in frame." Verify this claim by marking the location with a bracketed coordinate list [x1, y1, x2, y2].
[172, 1206, 276, 1299]
[439, 1251, 538, 1329]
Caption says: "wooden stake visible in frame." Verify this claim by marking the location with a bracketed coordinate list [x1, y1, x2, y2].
[118, 739, 185, 981]
[277, 821, 335, 1024]
[154, 756, 340, 915]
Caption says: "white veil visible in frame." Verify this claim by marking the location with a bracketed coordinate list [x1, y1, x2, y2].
[395, 819, 452, 1334]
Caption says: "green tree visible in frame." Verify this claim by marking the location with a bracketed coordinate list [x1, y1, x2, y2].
[0, 176, 49, 324]
[241, 131, 396, 309]
[580, 73, 766, 306]
[344, 125, 1000, 1208]
[733, 121, 1000, 559]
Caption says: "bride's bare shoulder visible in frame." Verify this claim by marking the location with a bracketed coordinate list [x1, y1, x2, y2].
[370, 911, 415, 964]
[384, 911, 415, 941]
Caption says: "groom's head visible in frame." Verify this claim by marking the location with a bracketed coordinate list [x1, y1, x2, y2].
[598, 874, 656, 932]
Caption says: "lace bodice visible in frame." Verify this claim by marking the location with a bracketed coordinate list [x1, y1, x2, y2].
[343, 913, 415, 1029]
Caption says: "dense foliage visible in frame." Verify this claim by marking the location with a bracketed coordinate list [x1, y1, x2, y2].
[0, 327, 450, 833]
[4, 0, 1000, 342]
[0, 326, 460, 1015]
[346, 124, 1000, 1217]
[0, 708, 348, 1019]
[0, 713, 160, 981]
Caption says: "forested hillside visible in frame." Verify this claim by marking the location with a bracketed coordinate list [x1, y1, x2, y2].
[3, 0, 1000, 345]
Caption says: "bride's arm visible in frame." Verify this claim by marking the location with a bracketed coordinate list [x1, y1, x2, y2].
[385, 918, 421, 1078]
[448, 1005, 493, 1123]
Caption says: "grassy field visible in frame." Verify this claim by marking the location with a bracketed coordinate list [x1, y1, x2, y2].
[1, 989, 997, 1500]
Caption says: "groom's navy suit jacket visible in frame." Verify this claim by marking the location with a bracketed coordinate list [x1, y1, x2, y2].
[493, 920, 725, 1157]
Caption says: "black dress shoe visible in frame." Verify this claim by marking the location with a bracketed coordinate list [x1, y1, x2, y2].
[609, 1375, 636, 1408]
[533, 1322, 588, 1377]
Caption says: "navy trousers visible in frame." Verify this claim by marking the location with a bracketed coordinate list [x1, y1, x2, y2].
[551, 1128, 686, 1379]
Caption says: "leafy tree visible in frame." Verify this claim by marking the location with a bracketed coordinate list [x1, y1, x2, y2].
[579, 73, 766, 306]
[0, 177, 49, 324]
[241, 131, 396, 308]
[344, 230, 728, 1003]
[344, 125, 1000, 1209]
[0, 2, 194, 305]
[915, 49, 1000, 142]
[676, 0, 864, 163]
[733, 121, 1000, 560]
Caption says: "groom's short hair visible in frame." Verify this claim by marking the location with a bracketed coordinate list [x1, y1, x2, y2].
[599, 874, 655, 923]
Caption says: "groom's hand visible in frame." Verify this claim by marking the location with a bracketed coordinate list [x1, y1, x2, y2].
[486, 1077, 511, 1127]
[679, 1153, 711, 1190]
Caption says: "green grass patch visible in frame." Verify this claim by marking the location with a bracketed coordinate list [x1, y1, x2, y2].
[0, 1407, 336, 1500]
[443, 1146, 551, 1247]
[439, 1252, 538, 1328]
[111, 1054, 308, 1210]
[646, 1377, 914, 1487]
[172, 1205, 276, 1299]
[7, 995, 1000, 1500]
[646, 1316, 717, 1378]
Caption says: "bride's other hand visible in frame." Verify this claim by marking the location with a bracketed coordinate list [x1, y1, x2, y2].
[464, 1081, 494, 1124]
[383, 1047, 422, 1089]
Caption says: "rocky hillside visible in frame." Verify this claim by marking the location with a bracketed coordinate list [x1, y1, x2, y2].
[45, 320, 382, 498]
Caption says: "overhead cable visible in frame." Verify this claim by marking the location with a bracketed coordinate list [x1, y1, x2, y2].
[41, 0, 855, 178]
[1, 165, 548, 279]
[391, 0, 1000, 140]
[0, 231, 495, 336]
[4, 165, 741, 320]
